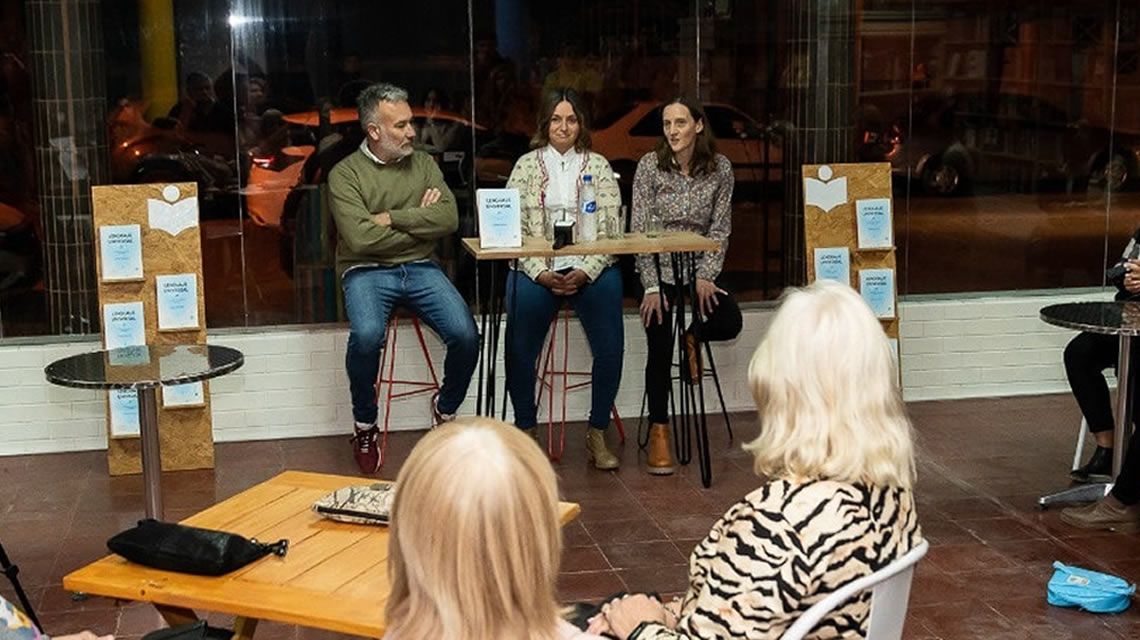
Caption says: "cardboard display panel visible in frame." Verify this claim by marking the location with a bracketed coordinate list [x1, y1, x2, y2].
[92, 183, 214, 475]
[802, 162, 900, 361]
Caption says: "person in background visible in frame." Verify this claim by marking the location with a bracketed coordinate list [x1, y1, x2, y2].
[588, 280, 922, 639]
[382, 417, 604, 640]
[1, 591, 112, 639]
[167, 71, 215, 132]
[415, 88, 459, 153]
[246, 75, 269, 115]
[1061, 225, 1140, 485]
[541, 41, 603, 105]
[630, 96, 742, 475]
[333, 52, 367, 108]
[328, 82, 478, 474]
[1062, 226, 1140, 532]
[504, 88, 624, 470]
[476, 62, 536, 161]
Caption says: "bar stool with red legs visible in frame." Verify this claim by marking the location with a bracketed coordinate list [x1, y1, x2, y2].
[536, 307, 626, 462]
[372, 310, 441, 469]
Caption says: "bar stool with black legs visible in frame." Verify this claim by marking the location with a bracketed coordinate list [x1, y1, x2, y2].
[637, 259, 734, 484]
[536, 307, 627, 461]
[636, 340, 734, 455]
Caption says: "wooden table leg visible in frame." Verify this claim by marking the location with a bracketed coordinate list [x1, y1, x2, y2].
[231, 616, 259, 640]
[155, 604, 198, 627]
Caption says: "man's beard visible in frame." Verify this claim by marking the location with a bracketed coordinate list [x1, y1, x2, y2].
[378, 137, 413, 161]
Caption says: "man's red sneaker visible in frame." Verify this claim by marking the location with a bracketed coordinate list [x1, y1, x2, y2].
[350, 424, 381, 474]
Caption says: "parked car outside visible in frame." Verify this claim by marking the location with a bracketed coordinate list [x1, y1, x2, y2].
[861, 91, 1140, 196]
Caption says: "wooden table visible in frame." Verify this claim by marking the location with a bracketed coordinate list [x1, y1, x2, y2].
[460, 232, 720, 260]
[63, 470, 580, 639]
[462, 232, 726, 487]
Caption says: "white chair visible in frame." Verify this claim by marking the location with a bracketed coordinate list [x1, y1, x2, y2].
[779, 540, 929, 640]
[1072, 418, 1089, 472]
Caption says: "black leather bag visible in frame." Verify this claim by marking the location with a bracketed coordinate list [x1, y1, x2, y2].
[107, 519, 288, 576]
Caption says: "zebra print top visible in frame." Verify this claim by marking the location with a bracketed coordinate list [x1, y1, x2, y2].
[632, 479, 921, 640]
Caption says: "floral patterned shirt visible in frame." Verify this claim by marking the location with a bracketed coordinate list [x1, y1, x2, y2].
[630, 151, 733, 290]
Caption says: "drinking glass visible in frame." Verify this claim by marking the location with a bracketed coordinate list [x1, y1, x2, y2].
[604, 207, 625, 239]
[543, 206, 556, 242]
[646, 207, 663, 238]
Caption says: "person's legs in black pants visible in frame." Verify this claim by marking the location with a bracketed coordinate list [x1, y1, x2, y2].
[684, 285, 742, 382]
[644, 283, 678, 475]
[1065, 331, 1122, 481]
[644, 284, 676, 425]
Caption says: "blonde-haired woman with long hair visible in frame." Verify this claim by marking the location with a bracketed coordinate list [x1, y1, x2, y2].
[591, 280, 922, 640]
[383, 417, 603, 640]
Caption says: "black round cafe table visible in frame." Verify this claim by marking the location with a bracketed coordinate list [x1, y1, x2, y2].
[45, 344, 243, 519]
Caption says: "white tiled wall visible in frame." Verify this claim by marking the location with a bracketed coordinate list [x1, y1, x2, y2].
[898, 289, 1109, 401]
[0, 287, 1112, 455]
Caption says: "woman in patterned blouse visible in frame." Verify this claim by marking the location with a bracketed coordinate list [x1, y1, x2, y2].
[504, 88, 624, 469]
[630, 96, 742, 475]
[590, 281, 922, 640]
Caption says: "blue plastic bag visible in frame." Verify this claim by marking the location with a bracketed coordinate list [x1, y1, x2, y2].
[1047, 561, 1136, 614]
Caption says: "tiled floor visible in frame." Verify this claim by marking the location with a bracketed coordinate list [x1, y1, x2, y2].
[1, 393, 1139, 639]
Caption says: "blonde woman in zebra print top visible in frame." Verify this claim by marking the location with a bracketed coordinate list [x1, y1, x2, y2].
[591, 281, 923, 640]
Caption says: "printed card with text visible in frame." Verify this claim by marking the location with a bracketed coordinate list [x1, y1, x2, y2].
[156, 274, 200, 331]
[859, 268, 897, 318]
[813, 247, 851, 285]
[476, 188, 522, 248]
[102, 301, 146, 349]
[856, 198, 893, 249]
[99, 224, 144, 282]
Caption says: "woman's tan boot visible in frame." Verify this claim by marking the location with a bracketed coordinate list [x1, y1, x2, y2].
[585, 427, 620, 470]
[647, 423, 676, 475]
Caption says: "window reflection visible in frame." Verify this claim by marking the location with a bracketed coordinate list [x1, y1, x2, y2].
[857, 2, 1137, 294]
[5, 1, 1140, 337]
[0, 5, 42, 336]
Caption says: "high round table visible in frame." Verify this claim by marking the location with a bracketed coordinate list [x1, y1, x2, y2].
[44, 344, 244, 519]
[1038, 301, 1140, 507]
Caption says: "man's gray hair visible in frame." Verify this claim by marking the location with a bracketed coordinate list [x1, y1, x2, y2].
[357, 82, 410, 129]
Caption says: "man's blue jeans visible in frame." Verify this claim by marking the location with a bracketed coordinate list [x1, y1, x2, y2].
[506, 266, 624, 430]
[343, 262, 478, 424]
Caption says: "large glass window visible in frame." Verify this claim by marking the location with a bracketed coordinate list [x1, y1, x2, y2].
[2, 0, 1138, 338]
[858, 1, 1136, 294]
[0, 1, 38, 337]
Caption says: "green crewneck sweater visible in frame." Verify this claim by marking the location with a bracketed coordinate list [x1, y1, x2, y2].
[328, 148, 458, 276]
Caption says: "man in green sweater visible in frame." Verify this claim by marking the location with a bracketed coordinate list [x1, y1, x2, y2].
[329, 82, 478, 474]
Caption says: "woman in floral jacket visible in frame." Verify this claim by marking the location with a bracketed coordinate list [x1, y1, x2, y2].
[504, 87, 624, 470]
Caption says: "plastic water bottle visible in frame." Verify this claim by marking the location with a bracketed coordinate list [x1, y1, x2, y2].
[579, 174, 597, 242]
